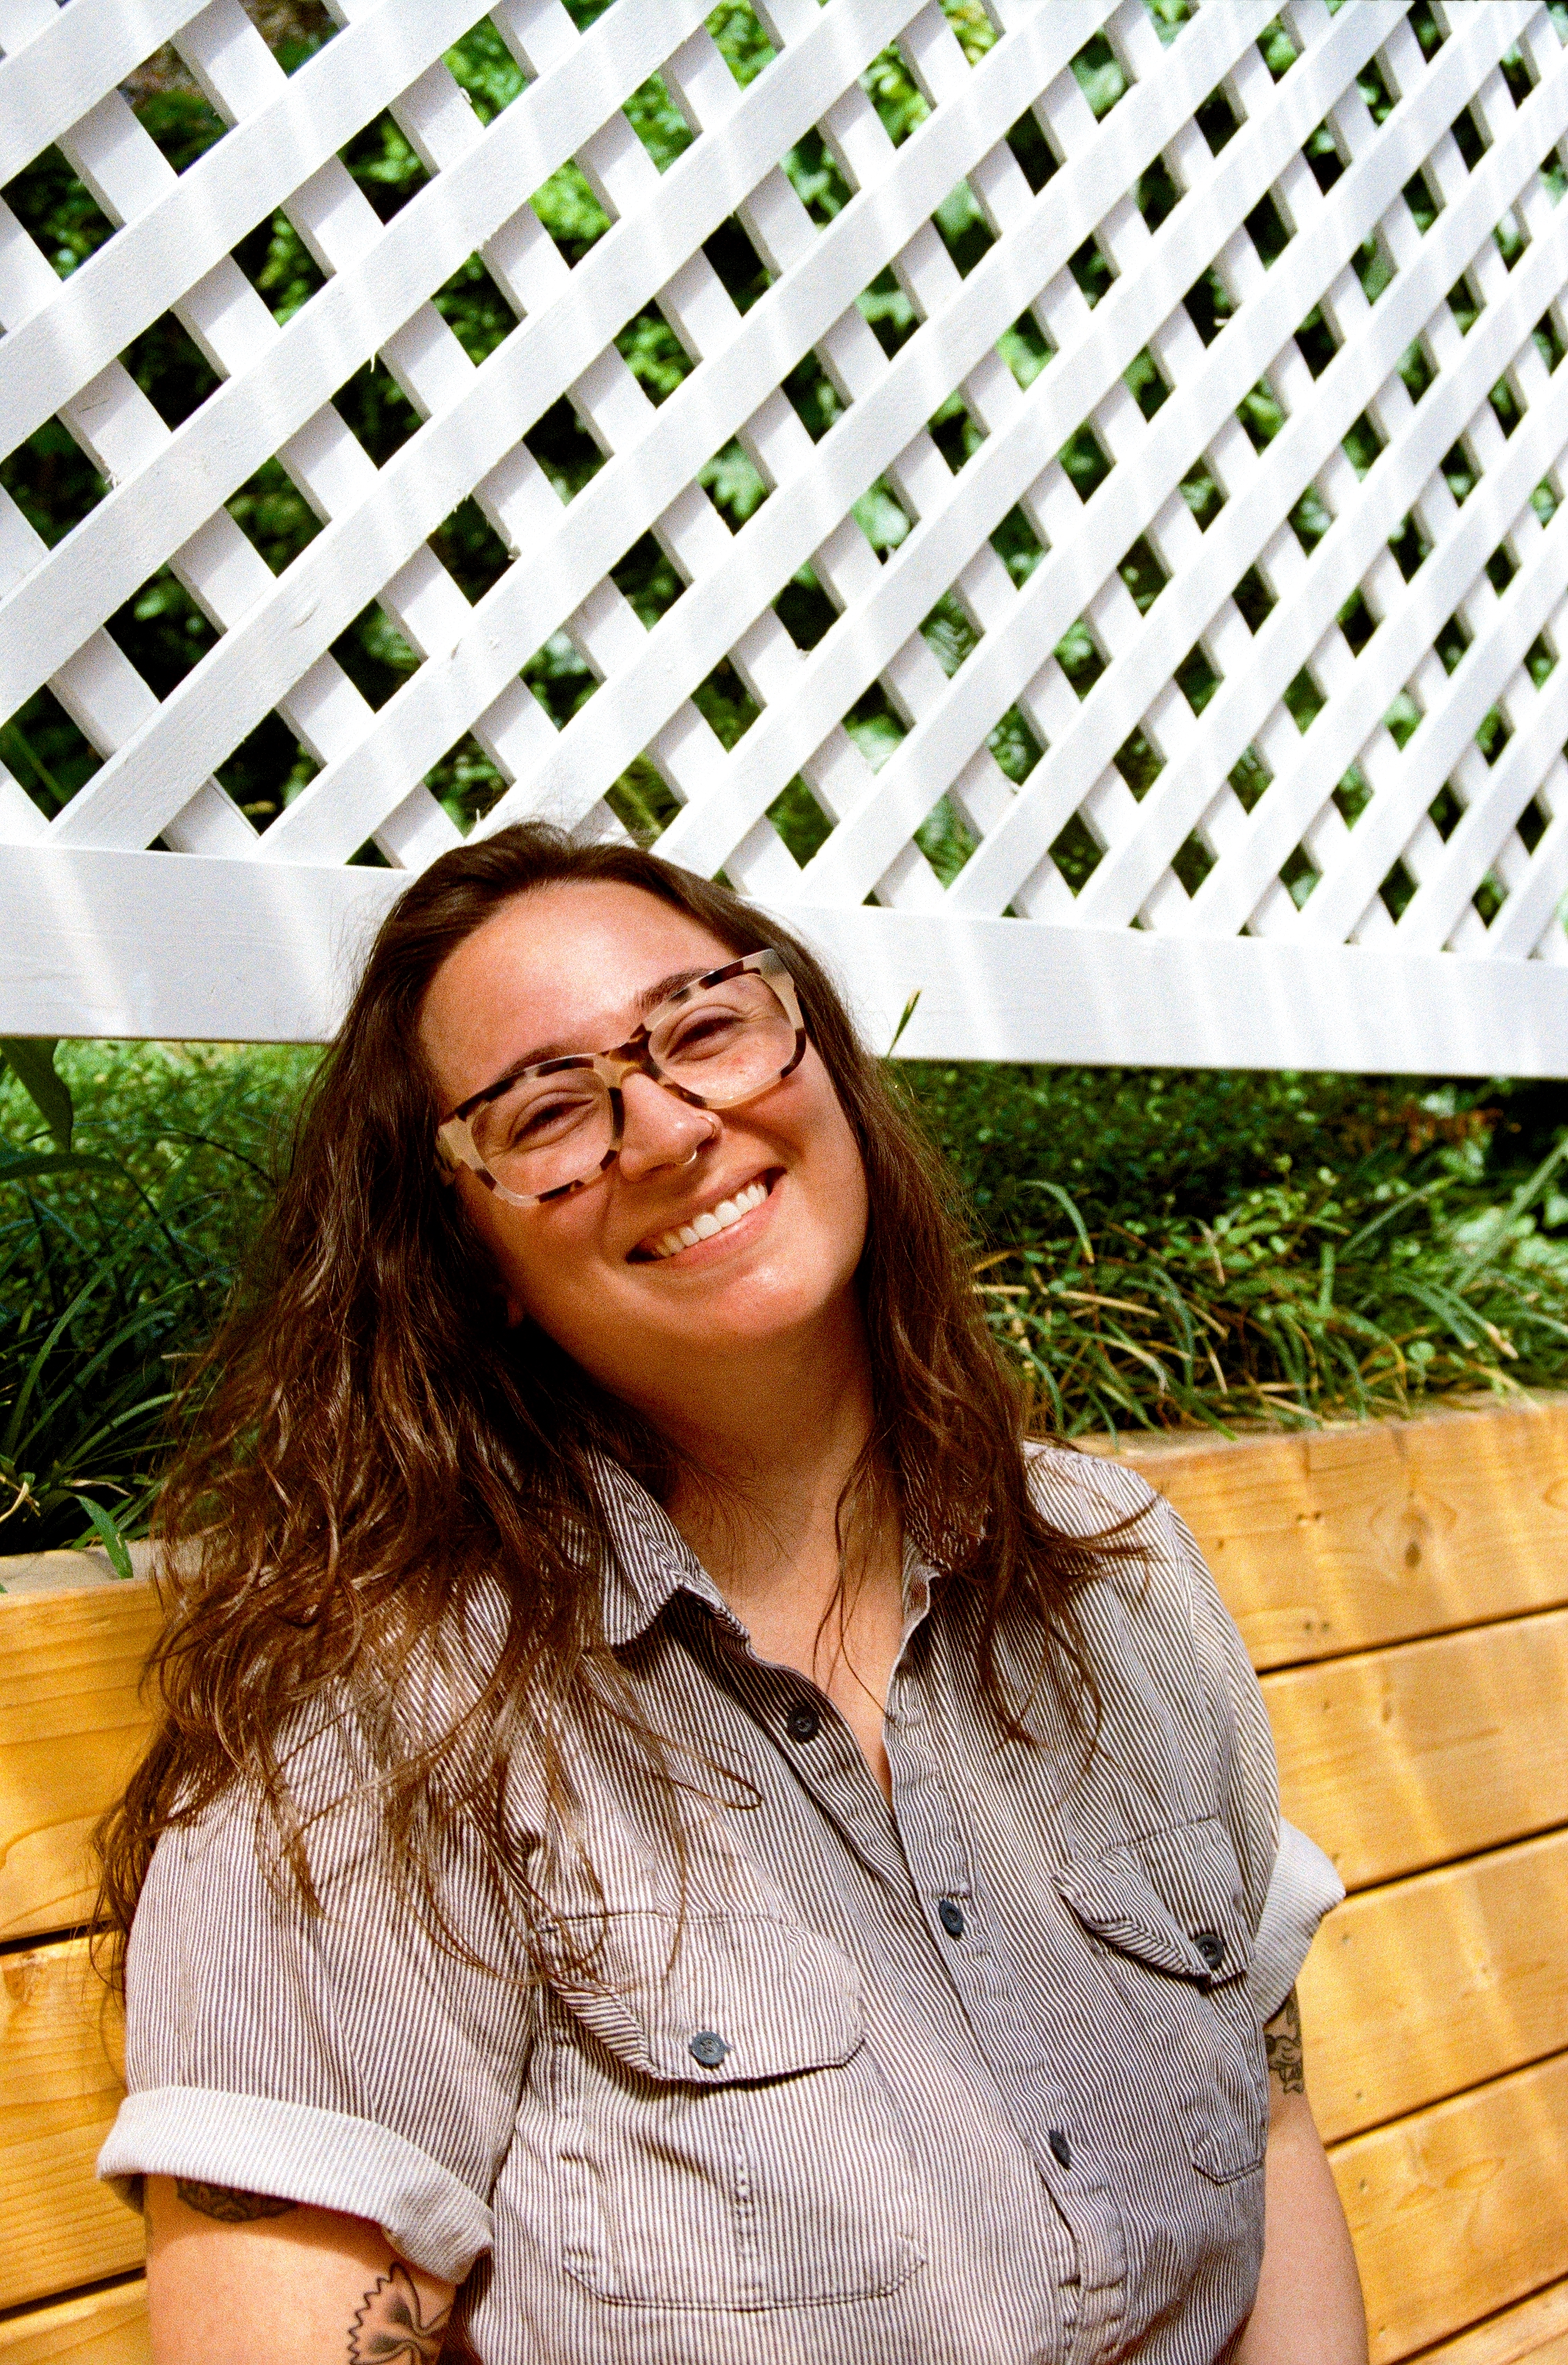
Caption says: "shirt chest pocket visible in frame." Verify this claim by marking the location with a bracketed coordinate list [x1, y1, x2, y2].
[542, 1911, 924, 2310]
[1053, 1818, 1269, 2184]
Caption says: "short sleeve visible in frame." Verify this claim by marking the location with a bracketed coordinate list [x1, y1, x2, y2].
[1027, 1443, 1344, 2025]
[1156, 1484, 1345, 2022]
[98, 1719, 535, 2284]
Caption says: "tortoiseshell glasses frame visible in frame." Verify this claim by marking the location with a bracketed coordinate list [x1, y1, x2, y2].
[434, 949, 806, 1209]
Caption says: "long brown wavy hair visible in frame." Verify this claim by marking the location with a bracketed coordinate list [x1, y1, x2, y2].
[97, 823, 1111, 1990]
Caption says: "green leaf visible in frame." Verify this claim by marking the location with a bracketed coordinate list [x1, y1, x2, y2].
[886, 992, 922, 1057]
[1, 1039, 73, 1147]
[1021, 1181, 1096, 1262]
[0, 1147, 120, 1184]
[74, 1495, 135, 1581]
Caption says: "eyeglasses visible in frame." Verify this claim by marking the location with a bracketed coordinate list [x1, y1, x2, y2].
[435, 948, 806, 1208]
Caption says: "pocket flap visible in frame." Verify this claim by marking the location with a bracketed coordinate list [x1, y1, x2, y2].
[545, 1911, 863, 2085]
[1055, 1819, 1251, 1989]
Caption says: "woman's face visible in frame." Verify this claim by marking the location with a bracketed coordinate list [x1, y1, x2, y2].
[418, 882, 870, 1411]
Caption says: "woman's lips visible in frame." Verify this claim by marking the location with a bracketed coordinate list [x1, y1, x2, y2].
[632, 1171, 778, 1263]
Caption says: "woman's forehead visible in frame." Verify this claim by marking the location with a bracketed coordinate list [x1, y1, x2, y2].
[420, 881, 734, 1094]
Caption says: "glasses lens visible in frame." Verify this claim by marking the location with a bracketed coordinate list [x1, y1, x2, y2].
[469, 1066, 612, 1198]
[649, 971, 796, 1102]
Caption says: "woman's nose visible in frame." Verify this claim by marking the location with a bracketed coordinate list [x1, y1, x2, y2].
[615, 1071, 717, 1179]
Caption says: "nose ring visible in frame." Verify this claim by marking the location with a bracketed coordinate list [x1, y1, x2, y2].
[677, 1119, 719, 1169]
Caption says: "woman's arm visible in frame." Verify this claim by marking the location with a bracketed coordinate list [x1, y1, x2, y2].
[144, 2177, 459, 2363]
[1236, 1990, 1369, 2365]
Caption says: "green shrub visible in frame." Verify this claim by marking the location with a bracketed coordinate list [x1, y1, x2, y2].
[902, 1064, 1568, 1432]
[0, 1043, 314, 1552]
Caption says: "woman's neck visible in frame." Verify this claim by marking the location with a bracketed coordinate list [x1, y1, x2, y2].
[644, 1310, 905, 1802]
[623, 1305, 874, 1621]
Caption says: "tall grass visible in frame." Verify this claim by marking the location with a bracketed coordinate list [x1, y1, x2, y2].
[904, 1064, 1568, 1434]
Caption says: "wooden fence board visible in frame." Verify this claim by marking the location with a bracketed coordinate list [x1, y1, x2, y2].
[1331, 2051, 1568, 2365]
[1301, 1826, 1568, 2143]
[0, 2283, 149, 2365]
[1415, 2280, 1568, 2365]
[1262, 1608, 1568, 1892]
[1111, 1400, 1568, 1669]
[0, 1938, 135, 2312]
[0, 1583, 160, 1942]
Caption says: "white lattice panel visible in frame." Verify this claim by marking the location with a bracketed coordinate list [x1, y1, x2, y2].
[3, 0, 1568, 1065]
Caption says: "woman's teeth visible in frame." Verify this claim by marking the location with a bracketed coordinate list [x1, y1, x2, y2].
[649, 1177, 769, 1260]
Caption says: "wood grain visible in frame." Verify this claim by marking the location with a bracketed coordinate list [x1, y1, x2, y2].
[0, 2281, 149, 2365]
[1413, 2278, 1568, 2365]
[1331, 2051, 1568, 2363]
[1105, 1398, 1568, 1670]
[1302, 1827, 1568, 2143]
[0, 1582, 160, 1940]
[1262, 1607, 1568, 1890]
[0, 1939, 139, 2313]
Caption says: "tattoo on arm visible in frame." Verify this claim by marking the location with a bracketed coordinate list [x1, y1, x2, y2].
[174, 2179, 297, 2223]
[349, 2263, 453, 2363]
[1264, 1986, 1306, 2095]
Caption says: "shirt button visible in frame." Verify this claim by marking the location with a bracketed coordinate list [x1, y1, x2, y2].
[785, 1702, 820, 1742]
[1193, 1929, 1225, 1972]
[1048, 2129, 1071, 2169]
[937, 1899, 965, 1939]
[688, 2029, 729, 2068]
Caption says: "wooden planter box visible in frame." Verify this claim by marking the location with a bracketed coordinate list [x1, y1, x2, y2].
[4, 1401, 1567, 2363]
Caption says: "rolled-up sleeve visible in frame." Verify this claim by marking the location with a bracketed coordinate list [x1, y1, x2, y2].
[1250, 1818, 1344, 2026]
[98, 1724, 534, 2284]
[1174, 1495, 1346, 2022]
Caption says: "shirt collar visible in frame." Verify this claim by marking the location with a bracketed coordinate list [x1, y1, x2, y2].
[586, 1449, 938, 1653]
[586, 1449, 730, 1648]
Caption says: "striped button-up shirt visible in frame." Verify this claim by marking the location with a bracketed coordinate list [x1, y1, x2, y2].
[102, 1445, 1343, 2363]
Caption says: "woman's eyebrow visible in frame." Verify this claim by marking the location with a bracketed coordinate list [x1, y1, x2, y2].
[473, 967, 716, 1094]
[633, 964, 709, 1018]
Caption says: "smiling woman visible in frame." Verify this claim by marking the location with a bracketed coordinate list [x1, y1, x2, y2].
[93, 824, 1362, 2365]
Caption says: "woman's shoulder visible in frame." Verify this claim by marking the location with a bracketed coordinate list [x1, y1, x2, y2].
[1023, 1434, 1164, 1541]
[1022, 1435, 1256, 1733]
